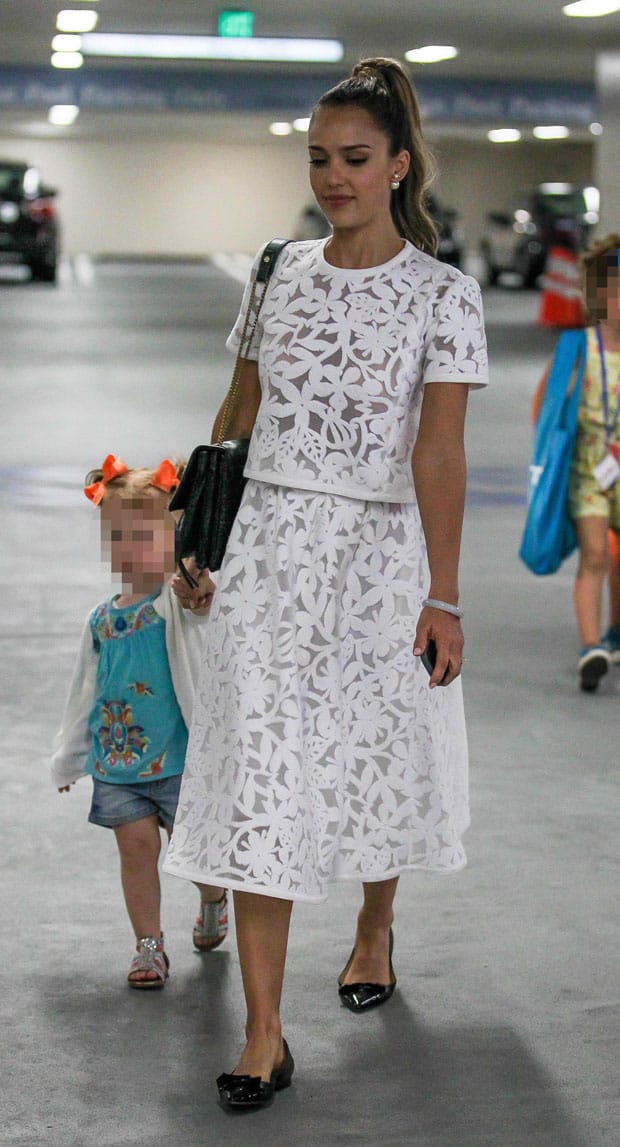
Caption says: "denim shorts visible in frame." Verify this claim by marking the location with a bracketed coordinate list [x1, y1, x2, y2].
[88, 774, 183, 830]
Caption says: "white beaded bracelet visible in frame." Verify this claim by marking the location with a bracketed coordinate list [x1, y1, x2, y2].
[422, 597, 463, 620]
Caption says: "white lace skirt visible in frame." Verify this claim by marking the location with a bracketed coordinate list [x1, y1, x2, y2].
[163, 480, 469, 902]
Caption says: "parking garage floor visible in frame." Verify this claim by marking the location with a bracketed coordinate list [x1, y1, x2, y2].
[1, 260, 618, 1147]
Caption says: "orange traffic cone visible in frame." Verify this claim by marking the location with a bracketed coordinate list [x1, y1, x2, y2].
[538, 245, 585, 328]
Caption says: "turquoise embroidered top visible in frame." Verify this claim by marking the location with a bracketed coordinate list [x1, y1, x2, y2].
[85, 592, 188, 784]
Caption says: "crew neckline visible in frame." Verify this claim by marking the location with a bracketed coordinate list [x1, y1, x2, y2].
[111, 589, 160, 611]
[317, 237, 411, 278]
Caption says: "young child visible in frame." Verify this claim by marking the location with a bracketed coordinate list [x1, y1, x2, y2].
[532, 235, 620, 691]
[569, 237, 620, 690]
[51, 455, 227, 988]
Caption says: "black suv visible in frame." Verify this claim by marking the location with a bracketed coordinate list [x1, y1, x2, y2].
[480, 184, 599, 288]
[0, 161, 60, 282]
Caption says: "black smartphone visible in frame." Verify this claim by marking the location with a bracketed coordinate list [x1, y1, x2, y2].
[420, 640, 449, 685]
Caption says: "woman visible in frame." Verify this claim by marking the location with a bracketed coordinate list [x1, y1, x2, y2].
[164, 57, 488, 1110]
[569, 235, 620, 691]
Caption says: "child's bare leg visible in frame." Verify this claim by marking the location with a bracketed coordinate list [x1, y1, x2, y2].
[114, 815, 163, 982]
[192, 873, 228, 951]
[195, 883, 226, 902]
[162, 827, 224, 903]
[574, 516, 610, 644]
[608, 528, 620, 627]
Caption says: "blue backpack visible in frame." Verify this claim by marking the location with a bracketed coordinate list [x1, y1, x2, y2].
[519, 329, 586, 576]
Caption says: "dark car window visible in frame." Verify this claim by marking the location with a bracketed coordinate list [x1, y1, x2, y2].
[508, 189, 588, 220]
[0, 165, 43, 199]
[535, 191, 587, 218]
[0, 166, 25, 198]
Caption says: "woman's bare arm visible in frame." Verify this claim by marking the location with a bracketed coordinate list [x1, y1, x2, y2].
[174, 357, 262, 607]
[211, 357, 261, 443]
[411, 382, 469, 687]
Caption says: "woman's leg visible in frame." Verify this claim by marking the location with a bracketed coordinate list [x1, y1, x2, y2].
[231, 891, 293, 1081]
[607, 528, 620, 627]
[574, 516, 610, 645]
[340, 876, 399, 985]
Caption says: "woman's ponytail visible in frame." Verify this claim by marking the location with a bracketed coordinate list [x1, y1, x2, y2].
[314, 57, 438, 255]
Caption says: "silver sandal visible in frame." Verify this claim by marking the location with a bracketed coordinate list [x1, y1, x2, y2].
[127, 935, 169, 989]
[193, 893, 228, 952]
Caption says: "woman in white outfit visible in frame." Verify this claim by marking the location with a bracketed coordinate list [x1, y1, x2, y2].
[164, 56, 488, 1110]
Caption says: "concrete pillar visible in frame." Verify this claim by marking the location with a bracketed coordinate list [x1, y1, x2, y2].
[595, 53, 620, 235]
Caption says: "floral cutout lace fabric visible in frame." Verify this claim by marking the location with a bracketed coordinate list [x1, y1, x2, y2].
[227, 239, 489, 503]
[163, 482, 470, 902]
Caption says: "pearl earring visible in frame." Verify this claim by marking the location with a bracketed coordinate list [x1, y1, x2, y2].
[390, 177, 400, 191]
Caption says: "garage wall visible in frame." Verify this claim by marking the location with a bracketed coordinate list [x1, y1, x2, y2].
[0, 133, 311, 256]
[0, 131, 595, 258]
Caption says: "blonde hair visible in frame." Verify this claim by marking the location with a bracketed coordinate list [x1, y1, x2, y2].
[84, 461, 185, 505]
[311, 57, 438, 255]
[581, 232, 620, 322]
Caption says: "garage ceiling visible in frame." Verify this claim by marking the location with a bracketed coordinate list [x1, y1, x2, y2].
[1, 0, 619, 139]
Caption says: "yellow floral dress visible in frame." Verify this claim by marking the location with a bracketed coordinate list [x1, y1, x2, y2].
[568, 327, 620, 528]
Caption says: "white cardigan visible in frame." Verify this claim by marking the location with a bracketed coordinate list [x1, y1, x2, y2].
[50, 583, 208, 789]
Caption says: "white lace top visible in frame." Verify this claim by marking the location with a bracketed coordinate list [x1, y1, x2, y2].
[227, 238, 488, 503]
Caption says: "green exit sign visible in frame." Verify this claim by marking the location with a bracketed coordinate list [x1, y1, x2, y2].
[218, 10, 254, 37]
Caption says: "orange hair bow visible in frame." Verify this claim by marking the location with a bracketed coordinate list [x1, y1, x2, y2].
[150, 459, 180, 493]
[84, 454, 129, 505]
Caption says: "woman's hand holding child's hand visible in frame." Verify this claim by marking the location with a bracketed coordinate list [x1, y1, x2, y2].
[171, 558, 216, 615]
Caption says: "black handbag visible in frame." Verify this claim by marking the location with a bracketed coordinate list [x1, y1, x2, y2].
[170, 238, 289, 581]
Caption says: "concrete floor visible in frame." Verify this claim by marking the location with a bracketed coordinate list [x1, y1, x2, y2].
[1, 261, 618, 1147]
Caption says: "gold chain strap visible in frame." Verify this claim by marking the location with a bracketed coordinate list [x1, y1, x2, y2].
[216, 271, 265, 447]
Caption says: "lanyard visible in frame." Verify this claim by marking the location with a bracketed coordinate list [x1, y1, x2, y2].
[595, 325, 620, 448]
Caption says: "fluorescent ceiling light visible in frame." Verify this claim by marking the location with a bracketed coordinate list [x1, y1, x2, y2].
[589, 121, 604, 134]
[57, 9, 99, 32]
[51, 34, 82, 51]
[405, 45, 458, 64]
[293, 117, 311, 132]
[48, 104, 80, 125]
[488, 128, 521, 142]
[533, 125, 570, 139]
[51, 51, 84, 68]
[80, 33, 343, 62]
[269, 122, 293, 136]
[563, 1, 620, 15]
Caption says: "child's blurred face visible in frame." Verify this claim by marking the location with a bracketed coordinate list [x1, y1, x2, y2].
[595, 262, 620, 323]
[101, 496, 176, 593]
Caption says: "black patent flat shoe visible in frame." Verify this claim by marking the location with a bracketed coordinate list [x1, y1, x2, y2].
[216, 1039, 294, 1111]
[338, 927, 396, 1013]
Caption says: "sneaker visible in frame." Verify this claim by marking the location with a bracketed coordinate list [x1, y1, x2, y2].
[578, 644, 611, 692]
[603, 624, 620, 665]
[193, 892, 228, 952]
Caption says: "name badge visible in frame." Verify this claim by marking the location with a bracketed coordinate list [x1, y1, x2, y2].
[593, 452, 620, 492]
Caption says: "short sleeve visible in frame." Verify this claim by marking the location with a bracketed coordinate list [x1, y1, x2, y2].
[225, 247, 266, 362]
[422, 274, 489, 389]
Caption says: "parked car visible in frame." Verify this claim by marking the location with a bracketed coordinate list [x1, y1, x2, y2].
[480, 183, 599, 288]
[0, 160, 60, 282]
[426, 193, 463, 270]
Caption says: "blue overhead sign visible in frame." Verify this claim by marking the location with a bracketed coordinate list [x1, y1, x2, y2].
[0, 66, 598, 124]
